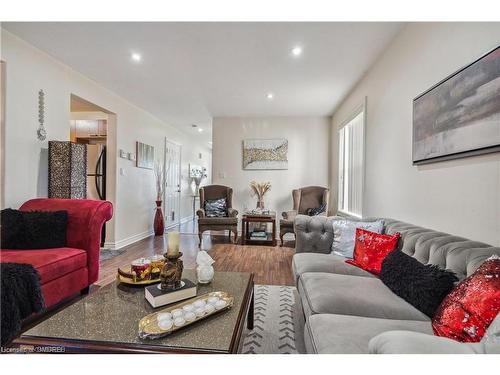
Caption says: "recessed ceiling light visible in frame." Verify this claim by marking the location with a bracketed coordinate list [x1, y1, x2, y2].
[131, 52, 142, 62]
[291, 46, 303, 57]
[266, 93, 274, 100]
[198, 128, 204, 133]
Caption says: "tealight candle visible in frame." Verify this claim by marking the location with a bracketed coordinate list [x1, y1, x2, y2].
[182, 304, 194, 313]
[184, 311, 196, 322]
[204, 304, 215, 314]
[167, 232, 180, 256]
[171, 309, 183, 318]
[194, 300, 206, 308]
[195, 307, 205, 317]
[207, 296, 219, 305]
[215, 300, 227, 310]
[174, 317, 186, 327]
[157, 312, 172, 322]
[158, 319, 173, 330]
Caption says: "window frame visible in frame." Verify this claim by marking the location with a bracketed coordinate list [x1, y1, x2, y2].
[337, 98, 367, 219]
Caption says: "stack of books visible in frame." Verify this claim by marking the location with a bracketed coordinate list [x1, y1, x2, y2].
[250, 230, 268, 240]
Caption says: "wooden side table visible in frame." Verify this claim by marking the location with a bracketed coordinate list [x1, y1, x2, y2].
[241, 212, 277, 246]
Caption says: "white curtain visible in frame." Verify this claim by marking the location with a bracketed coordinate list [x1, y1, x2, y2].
[338, 110, 364, 217]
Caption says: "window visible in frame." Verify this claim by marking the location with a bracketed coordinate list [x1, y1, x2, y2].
[338, 104, 365, 218]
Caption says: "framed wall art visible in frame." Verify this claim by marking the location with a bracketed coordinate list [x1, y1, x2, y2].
[413, 45, 500, 165]
[136, 141, 155, 169]
[242, 138, 288, 170]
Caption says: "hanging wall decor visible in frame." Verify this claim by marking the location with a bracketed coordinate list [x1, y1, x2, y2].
[413, 45, 500, 164]
[243, 138, 288, 170]
[37, 89, 47, 141]
[136, 141, 155, 169]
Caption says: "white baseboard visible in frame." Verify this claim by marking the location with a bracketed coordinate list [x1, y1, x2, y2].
[104, 216, 195, 250]
[104, 229, 154, 250]
[165, 215, 195, 229]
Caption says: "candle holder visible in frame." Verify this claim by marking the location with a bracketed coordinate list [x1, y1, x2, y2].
[160, 252, 184, 291]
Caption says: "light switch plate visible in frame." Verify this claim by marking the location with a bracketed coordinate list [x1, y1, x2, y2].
[119, 149, 128, 159]
[128, 152, 136, 161]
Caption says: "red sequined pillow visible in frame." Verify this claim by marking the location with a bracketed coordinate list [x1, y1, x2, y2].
[432, 256, 500, 342]
[345, 228, 400, 275]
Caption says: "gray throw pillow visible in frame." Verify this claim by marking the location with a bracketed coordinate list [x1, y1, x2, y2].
[204, 198, 227, 218]
[331, 219, 384, 258]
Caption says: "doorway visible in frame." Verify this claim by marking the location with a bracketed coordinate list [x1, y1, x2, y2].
[164, 139, 182, 229]
[70, 94, 116, 246]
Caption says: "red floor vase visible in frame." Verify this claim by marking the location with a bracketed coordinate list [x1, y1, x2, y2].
[154, 200, 165, 236]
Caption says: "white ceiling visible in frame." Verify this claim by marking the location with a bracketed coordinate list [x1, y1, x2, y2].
[3, 22, 403, 139]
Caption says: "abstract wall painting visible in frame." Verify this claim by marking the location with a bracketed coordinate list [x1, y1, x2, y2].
[413, 45, 500, 165]
[136, 141, 155, 169]
[243, 138, 288, 170]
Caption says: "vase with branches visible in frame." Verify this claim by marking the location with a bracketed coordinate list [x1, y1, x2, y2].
[250, 181, 271, 209]
[153, 159, 169, 236]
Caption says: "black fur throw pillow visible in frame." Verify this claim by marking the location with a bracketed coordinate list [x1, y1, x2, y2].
[1, 209, 68, 249]
[380, 250, 458, 318]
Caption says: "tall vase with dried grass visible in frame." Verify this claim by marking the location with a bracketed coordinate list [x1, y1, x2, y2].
[153, 160, 167, 236]
[250, 181, 271, 209]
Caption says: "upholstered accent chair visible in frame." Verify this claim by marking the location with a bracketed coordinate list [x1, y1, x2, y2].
[197, 185, 238, 247]
[280, 186, 330, 246]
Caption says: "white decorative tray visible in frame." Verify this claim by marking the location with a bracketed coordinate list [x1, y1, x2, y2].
[138, 291, 234, 339]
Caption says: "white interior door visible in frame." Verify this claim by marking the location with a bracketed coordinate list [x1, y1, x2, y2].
[164, 139, 182, 228]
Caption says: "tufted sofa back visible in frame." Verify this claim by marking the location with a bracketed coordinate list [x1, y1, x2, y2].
[294, 215, 500, 279]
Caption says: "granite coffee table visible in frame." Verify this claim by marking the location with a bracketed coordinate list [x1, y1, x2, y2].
[13, 270, 254, 353]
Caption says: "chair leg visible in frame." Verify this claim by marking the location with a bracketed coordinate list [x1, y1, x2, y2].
[198, 230, 203, 248]
[232, 229, 238, 244]
[280, 232, 285, 247]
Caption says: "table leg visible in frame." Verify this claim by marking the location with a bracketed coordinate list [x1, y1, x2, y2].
[247, 287, 254, 330]
[242, 219, 246, 245]
[272, 219, 277, 246]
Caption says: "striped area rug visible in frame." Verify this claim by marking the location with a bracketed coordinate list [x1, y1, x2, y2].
[241, 285, 305, 354]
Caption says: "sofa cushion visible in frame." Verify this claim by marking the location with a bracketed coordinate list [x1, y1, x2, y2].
[331, 219, 384, 258]
[432, 256, 500, 342]
[1, 208, 68, 249]
[292, 253, 374, 284]
[304, 314, 433, 354]
[298, 272, 429, 321]
[0, 247, 87, 284]
[380, 249, 458, 318]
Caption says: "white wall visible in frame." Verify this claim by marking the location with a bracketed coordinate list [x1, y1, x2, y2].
[1, 30, 211, 248]
[331, 23, 500, 246]
[212, 116, 331, 230]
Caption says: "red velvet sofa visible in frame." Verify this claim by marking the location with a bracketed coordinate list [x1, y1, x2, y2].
[0, 198, 113, 308]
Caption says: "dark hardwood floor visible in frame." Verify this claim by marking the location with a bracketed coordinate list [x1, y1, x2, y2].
[99, 230, 296, 287]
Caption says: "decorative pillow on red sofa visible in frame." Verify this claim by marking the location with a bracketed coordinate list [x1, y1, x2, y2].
[432, 256, 500, 342]
[345, 228, 400, 275]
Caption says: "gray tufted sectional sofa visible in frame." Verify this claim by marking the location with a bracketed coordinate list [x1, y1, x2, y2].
[292, 215, 500, 354]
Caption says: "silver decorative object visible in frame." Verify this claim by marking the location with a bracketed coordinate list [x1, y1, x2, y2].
[37, 89, 47, 141]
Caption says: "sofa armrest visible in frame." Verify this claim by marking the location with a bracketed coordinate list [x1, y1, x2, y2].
[294, 214, 334, 254]
[196, 208, 206, 218]
[227, 208, 238, 218]
[20, 198, 113, 284]
[369, 331, 494, 354]
[282, 210, 297, 220]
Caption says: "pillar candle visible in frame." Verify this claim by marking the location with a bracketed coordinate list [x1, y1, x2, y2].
[167, 231, 180, 256]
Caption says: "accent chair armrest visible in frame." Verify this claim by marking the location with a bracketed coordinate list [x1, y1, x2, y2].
[196, 208, 206, 218]
[282, 210, 298, 220]
[369, 331, 498, 354]
[227, 208, 238, 217]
